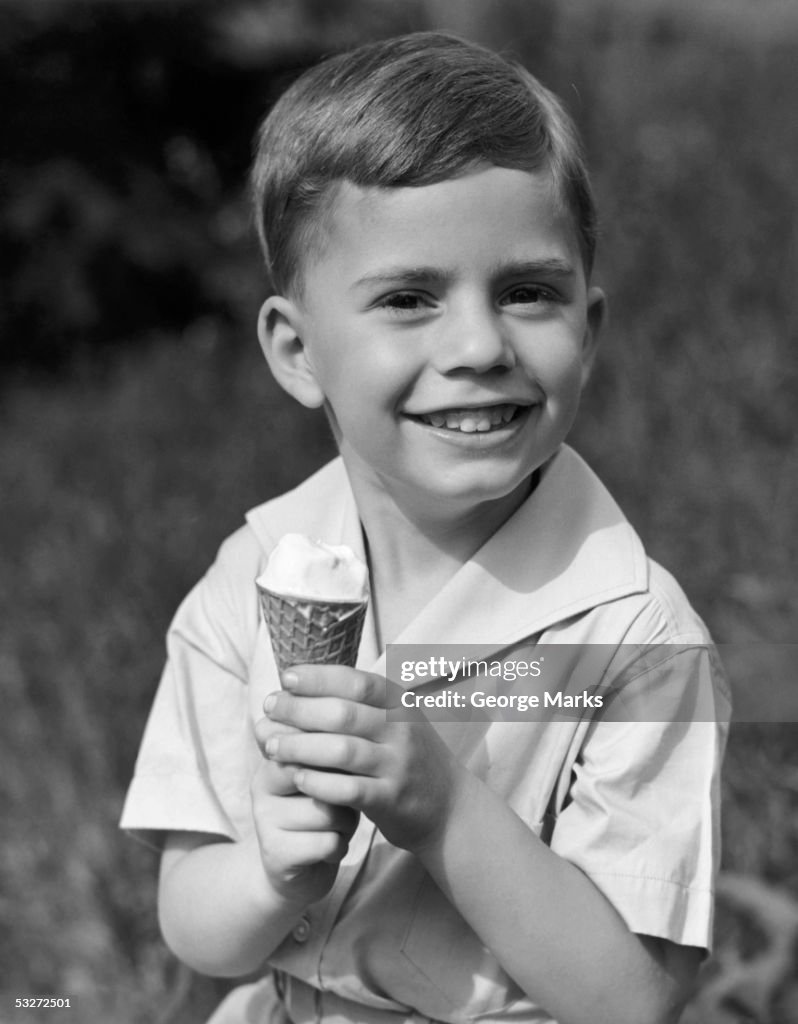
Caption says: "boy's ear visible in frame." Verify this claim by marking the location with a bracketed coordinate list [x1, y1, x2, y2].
[580, 286, 607, 386]
[257, 297, 325, 409]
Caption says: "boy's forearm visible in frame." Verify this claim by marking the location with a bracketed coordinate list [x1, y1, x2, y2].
[158, 834, 304, 977]
[415, 769, 695, 1024]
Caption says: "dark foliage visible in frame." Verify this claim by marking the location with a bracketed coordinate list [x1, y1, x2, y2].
[1, 1, 325, 373]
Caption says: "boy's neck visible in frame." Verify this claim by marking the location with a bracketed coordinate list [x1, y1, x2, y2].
[343, 458, 537, 647]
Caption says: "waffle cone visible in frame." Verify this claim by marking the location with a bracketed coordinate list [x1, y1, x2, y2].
[257, 584, 367, 672]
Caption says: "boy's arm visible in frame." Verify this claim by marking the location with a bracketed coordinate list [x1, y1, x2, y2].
[157, 752, 359, 978]
[158, 831, 299, 977]
[414, 768, 701, 1024]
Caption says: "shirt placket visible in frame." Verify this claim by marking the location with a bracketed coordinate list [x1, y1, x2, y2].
[280, 814, 379, 1023]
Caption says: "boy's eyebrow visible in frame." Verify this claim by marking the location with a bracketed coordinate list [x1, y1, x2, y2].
[352, 266, 450, 290]
[352, 257, 576, 291]
[489, 257, 577, 278]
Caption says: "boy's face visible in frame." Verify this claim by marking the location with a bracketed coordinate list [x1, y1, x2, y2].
[264, 164, 604, 517]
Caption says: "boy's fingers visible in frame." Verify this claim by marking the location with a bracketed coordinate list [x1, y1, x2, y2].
[293, 768, 368, 810]
[280, 665, 388, 707]
[275, 830, 352, 867]
[275, 795, 359, 834]
[264, 693, 380, 738]
[266, 732, 377, 776]
[253, 716, 301, 748]
[251, 758, 300, 798]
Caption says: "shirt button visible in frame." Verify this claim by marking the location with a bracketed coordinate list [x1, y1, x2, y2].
[292, 916, 311, 942]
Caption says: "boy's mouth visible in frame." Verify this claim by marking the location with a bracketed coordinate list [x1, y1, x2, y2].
[408, 403, 525, 433]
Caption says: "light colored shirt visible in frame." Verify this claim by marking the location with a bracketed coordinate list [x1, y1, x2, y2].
[120, 446, 730, 1024]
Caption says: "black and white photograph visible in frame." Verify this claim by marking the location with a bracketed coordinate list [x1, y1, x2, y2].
[2, 2, 797, 1022]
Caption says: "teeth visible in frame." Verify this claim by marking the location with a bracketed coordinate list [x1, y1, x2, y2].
[417, 404, 519, 432]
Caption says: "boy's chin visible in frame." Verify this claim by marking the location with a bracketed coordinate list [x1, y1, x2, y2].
[340, 443, 543, 515]
[413, 467, 538, 512]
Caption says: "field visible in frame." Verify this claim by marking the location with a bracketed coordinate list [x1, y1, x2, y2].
[2, 1, 797, 1021]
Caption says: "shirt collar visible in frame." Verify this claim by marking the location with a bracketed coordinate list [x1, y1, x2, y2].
[245, 446, 648, 663]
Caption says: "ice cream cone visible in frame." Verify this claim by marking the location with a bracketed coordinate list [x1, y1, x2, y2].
[257, 584, 367, 672]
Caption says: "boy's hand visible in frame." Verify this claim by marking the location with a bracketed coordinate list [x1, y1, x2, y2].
[254, 666, 460, 853]
[250, 717, 359, 906]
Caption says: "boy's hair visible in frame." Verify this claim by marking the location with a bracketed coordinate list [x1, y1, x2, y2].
[251, 32, 597, 296]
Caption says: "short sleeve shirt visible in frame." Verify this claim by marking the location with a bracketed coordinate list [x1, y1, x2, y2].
[120, 446, 731, 1024]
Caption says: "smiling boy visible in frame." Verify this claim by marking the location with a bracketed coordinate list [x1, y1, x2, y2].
[121, 33, 729, 1024]
[261, 163, 604, 650]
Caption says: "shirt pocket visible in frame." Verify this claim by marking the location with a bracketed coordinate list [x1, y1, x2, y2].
[398, 819, 552, 1022]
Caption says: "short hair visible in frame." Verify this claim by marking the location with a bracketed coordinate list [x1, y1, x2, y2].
[251, 32, 597, 296]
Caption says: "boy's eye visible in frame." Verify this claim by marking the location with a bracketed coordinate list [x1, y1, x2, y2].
[378, 291, 431, 316]
[500, 284, 558, 307]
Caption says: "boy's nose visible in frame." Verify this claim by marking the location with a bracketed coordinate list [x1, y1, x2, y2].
[434, 303, 516, 375]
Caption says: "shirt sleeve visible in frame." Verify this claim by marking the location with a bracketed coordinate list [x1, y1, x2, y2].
[549, 642, 731, 951]
[119, 526, 265, 848]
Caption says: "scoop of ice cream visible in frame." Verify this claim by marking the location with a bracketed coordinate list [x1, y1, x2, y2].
[257, 534, 369, 603]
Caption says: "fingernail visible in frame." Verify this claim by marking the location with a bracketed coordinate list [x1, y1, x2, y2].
[282, 671, 298, 690]
[263, 694, 276, 714]
[265, 738, 278, 758]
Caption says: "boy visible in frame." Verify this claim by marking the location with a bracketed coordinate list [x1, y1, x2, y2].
[121, 32, 730, 1024]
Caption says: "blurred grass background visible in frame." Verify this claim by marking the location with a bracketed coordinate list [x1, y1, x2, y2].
[1, 1, 796, 1021]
